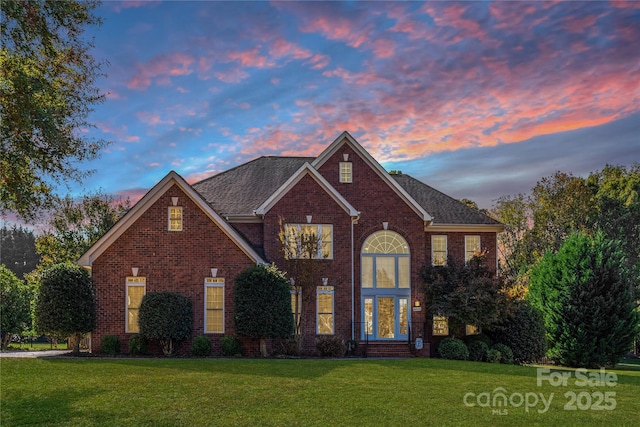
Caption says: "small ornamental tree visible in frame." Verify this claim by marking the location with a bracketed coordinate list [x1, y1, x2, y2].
[0, 264, 32, 349]
[422, 253, 512, 337]
[529, 232, 639, 368]
[139, 292, 193, 356]
[34, 263, 95, 354]
[234, 264, 293, 357]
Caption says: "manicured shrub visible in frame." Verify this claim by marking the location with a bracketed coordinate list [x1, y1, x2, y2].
[438, 338, 469, 360]
[221, 335, 243, 356]
[100, 335, 120, 355]
[486, 348, 502, 363]
[316, 335, 346, 358]
[128, 334, 148, 355]
[192, 335, 211, 357]
[486, 302, 547, 364]
[467, 340, 489, 362]
[139, 292, 193, 357]
[492, 343, 514, 364]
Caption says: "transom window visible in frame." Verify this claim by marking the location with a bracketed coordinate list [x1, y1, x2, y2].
[284, 224, 333, 259]
[168, 206, 183, 231]
[339, 162, 352, 183]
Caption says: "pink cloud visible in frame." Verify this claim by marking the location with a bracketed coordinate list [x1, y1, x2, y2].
[96, 122, 140, 143]
[127, 52, 195, 90]
[135, 111, 175, 126]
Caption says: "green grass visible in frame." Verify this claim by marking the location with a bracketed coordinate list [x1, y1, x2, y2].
[1, 358, 639, 426]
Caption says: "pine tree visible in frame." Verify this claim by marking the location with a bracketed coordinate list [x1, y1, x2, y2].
[529, 232, 638, 367]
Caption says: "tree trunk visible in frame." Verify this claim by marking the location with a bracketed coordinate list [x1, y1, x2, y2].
[260, 338, 268, 357]
[72, 333, 81, 355]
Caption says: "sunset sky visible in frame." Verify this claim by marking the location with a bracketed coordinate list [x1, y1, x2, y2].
[59, 1, 640, 210]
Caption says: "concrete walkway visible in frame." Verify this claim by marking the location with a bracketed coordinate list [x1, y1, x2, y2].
[0, 350, 71, 358]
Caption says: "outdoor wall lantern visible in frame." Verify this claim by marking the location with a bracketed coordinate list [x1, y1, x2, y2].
[210, 268, 218, 278]
[131, 267, 139, 277]
[414, 300, 421, 307]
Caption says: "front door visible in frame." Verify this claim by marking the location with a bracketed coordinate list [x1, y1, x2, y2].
[361, 231, 410, 340]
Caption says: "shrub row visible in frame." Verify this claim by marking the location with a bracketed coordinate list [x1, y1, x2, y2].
[438, 337, 514, 364]
[98, 334, 243, 357]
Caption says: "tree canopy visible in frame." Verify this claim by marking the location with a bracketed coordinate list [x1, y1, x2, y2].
[0, 224, 40, 278]
[139, 292, 193, 357]
[0, 264, 32, 349]
[528, 232, 638, 368]
[1, 0, 108, 220]
[34, 263, 96, 354]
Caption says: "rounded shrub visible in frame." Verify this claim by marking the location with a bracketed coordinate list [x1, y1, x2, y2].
[438, 338, 469, 360]
[492, 343, 514, 364]
[192, 335, 211, 357]
[486, 348, 502, 363]
[221, 334, 243, 356]
[468, 340, 489, 362]
[100, 335, 120, 355]
[128, 334, 148, 355]
[316, 335, 346, 358]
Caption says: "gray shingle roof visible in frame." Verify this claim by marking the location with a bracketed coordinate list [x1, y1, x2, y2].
[192, 156, 312, 216]
[391, 174, 501, 225]
[192, 155, 500, 226]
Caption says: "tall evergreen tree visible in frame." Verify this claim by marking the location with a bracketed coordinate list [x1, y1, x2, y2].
[529, 232, 638, 368]
[0, 224, 40, 278]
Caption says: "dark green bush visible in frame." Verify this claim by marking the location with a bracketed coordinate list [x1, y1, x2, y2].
[128, 334, 148, 355]
[486, 348, 502, 363]
[139, 292, 193, 356]
[100, 335, 120, 355]
[492, 343, 514, 364]
[316, 335, 346, 358]
[221, 334, 243, 356]
[438, 338, 469, 360]
[486, 302, 547, 364]
[467, 340, 489, 362]
[192, 335, 211, 357]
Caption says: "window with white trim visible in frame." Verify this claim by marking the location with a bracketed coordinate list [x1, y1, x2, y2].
[339, 162, 352, 183]
[317, 286, 334, 334]
[126, 277, 146, 333]
[168, 206, 183, 231]
[284, 224, 333, 259]
[433, 315, 449, 336]
[291, 289, 302, 335]
[432, 235, 447, 266]
[465, 235, 481, 262]
[205, 277, 224, 333]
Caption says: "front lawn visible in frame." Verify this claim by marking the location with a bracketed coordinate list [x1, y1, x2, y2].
[1, 358, 638, 426]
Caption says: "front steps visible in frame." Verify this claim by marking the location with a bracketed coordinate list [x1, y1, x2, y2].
[361, 341, 412, 358]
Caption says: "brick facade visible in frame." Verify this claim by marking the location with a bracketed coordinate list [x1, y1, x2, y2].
[82, 132, 501, 357]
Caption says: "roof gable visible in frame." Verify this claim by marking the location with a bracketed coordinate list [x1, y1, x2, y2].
[312, 131, 433, 222]
[255, 163, 359, 217]
[78, 171, 265, 266]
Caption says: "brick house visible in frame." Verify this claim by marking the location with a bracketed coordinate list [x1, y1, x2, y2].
[78, 131, 503, 356]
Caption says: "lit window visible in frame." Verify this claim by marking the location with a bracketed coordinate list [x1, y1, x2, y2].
[465, 236, 481, 262]
[317, 286, 334, 335]
[466, 324, 481, 336]
[168, 207, 183, 231]
[126, 277, 146, 333]
[432, 235, 447, 266]
[339, 162, 352, 183]
[284, 224, 333, 259]
[291, 289, 302, 335]
[433, 315, 449, 336]
[205, 278, 224, 333]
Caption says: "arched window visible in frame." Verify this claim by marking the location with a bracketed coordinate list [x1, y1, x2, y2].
[361, 231, 410, 340]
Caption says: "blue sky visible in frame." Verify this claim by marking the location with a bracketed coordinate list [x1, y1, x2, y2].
[59, 1, 640, 210]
